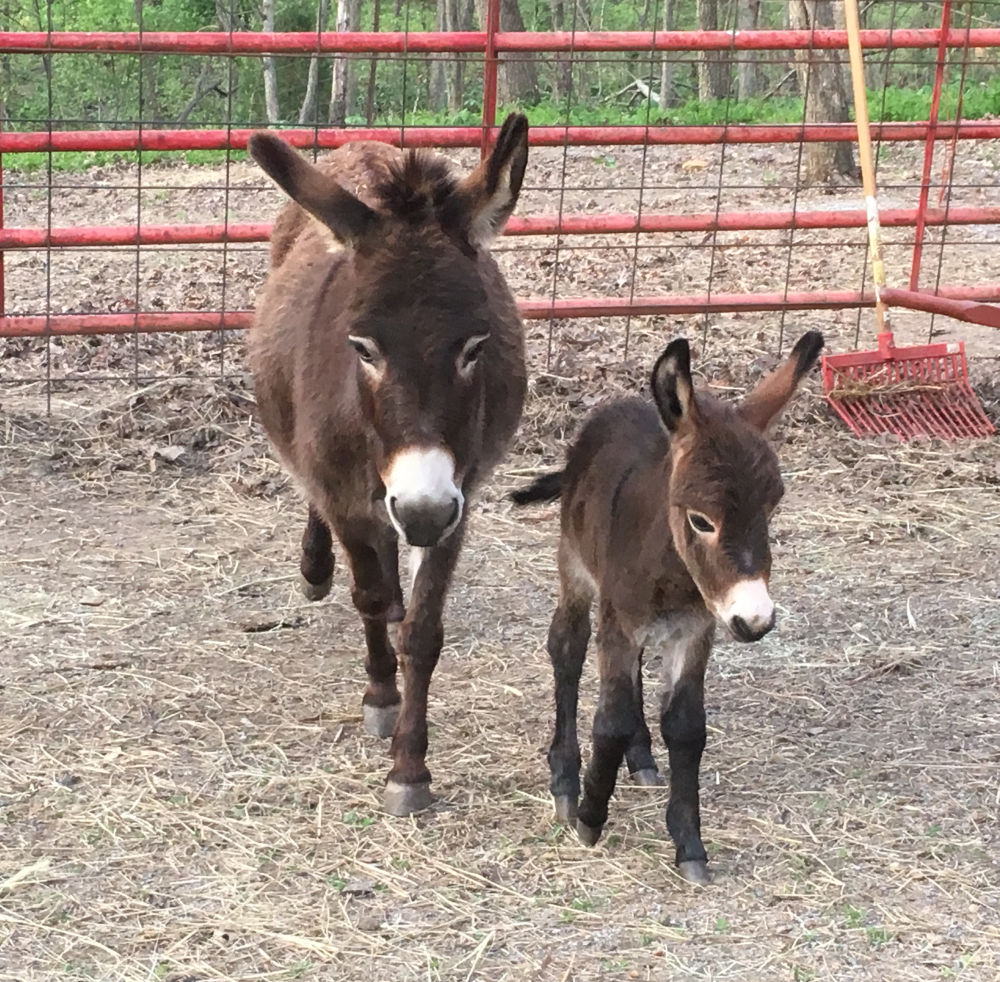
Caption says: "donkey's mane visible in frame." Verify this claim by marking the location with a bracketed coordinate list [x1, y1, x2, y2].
[374, 150, 459, 223]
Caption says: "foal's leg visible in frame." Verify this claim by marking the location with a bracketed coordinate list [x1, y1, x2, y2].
[624, 648, 662, 787]
[546, 578, 592, 823]
[384, 521, 466, 817]
[300, 505, 334, 601]
[660, 629, 713, 885]
[576, 602, 642, 846]
[336, 520, 403, 739]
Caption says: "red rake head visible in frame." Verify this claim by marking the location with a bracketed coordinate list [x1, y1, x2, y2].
[822, 339, 995, 440]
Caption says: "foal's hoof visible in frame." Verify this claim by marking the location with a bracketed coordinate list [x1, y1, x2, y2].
[575, 819, 602, 847]
[362, 703, 399, 739]
[299, 572, 333, 602]
[552, 795, 578, 824]
[383, 780, 433, 817]
[677, 860, 711, 886]
[630, 768, 663, 787]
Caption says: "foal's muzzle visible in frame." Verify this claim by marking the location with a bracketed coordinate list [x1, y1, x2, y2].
[728, 611, 776, 643]
[715, 577, 776, 644]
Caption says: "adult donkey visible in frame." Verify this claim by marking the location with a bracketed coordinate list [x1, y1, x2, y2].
[247, 114, 529, 816]
[513, 332, 823, 883]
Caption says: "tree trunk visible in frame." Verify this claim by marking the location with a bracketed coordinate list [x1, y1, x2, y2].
[328, 0, 350, 124]
[329, 0, 362, 123]
[365, 0, 380, 124]
[476, 0, 538, 103]
[430, 0, 449, 111]
[789, 0, 856, 183]
[696, 0, 729, 101]
[299, 0, 332, 124]
[261, 0, 280, 124]
[133, 0, 162, 124]
[736, 0, 760, 101]
[658, 0, 676, 110]
[451, 0, 476, 110]
[549, 0, 572, 101]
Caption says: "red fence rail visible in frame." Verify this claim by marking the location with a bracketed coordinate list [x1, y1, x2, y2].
[3, 14, 1000, 342]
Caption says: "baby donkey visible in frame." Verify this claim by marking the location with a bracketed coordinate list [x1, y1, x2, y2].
[513, 332, 823, 884]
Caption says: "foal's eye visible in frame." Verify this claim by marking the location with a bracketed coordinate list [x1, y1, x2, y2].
[458, 334, 490, 374]
[687, 511, 716, 535]
[348, 336, 379, 365]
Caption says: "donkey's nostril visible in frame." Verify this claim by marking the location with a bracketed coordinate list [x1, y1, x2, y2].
[392, 496, 461, 547]
[729, 612, 775, 643]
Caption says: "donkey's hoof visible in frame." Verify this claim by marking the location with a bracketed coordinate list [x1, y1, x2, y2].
[575, 819, 602, 847]
[553, 795, 578, 824]
[384, 780, 433, 817]
[299, 572, 333, 602]
[363, 703, 399, 739]
[631, 768, 663, 787]
[678, 860, 711, 886]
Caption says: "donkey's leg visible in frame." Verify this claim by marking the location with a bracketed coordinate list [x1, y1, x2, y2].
[337, 523, 402, 740]
[660, 631, 713, 885]
[379, 532, 405, 624]
[576, 603, 642, 846]
[546, 595, 591, 824]
[625, 649, 662, 787]
[300, 505, 335, 601]
[384, 522, 466, 817]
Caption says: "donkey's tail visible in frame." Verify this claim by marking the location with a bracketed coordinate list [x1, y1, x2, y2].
[510, 470, 564, 506]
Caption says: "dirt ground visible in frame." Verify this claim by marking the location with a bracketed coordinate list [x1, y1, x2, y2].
[2, 139, 1000, 981]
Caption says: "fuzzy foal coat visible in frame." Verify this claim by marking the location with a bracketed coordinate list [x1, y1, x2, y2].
[514, 332, 824, 883]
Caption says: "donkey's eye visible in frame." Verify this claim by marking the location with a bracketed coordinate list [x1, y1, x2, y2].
[458, 334, 490, 374]
[348, 336, 379, 365]
[687, 512, 716, 535]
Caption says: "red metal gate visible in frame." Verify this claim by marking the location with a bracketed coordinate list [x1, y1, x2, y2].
[2, 3, 999, 372]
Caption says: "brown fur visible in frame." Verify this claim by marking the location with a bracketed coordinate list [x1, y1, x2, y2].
[514, 332, 824, 882]
[247, 115, 529, 815]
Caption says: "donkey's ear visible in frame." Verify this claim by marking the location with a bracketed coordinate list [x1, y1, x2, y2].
[248, 132, 377, 246]
[451, 113, 528, 247]
[739, 331, 824, 433]
[651, 338, 696, 432]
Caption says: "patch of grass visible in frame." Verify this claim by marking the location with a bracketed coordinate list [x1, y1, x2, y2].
[560, 896, 598, 922]
[867, 927, 893, 947]
[714, 915, 731, 934]
[842, 903, 867, 929]
[342, 810, 375, 829]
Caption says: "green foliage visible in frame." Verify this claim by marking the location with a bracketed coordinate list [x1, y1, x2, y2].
[3, 0, 999, 176]
[870, 76, 1000, 122]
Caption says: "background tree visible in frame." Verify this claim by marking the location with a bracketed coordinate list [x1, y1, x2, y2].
[736, 0, 760, 101]
[475, 0, 537, 103]
[696, 0, 729, 101]
[329, 0, 362, 124]
[789, 0, 857, 182]
[261, 0, 280, 123]
[298, 0, 331, 123]
[431, 0, 477, 111]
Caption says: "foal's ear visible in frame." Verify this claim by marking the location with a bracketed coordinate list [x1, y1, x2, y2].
[651, 338, 697, 432]
[451, 113, 528, 247]
[739, 331, 824, 433]
[248, 132, 378, 246]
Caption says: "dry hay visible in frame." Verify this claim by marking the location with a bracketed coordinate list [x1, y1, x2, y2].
[2, 140, 1000, 981]
[2, 337, 999, 982]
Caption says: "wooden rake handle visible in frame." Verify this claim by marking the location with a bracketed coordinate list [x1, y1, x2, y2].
[844, 0, 891, 335]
